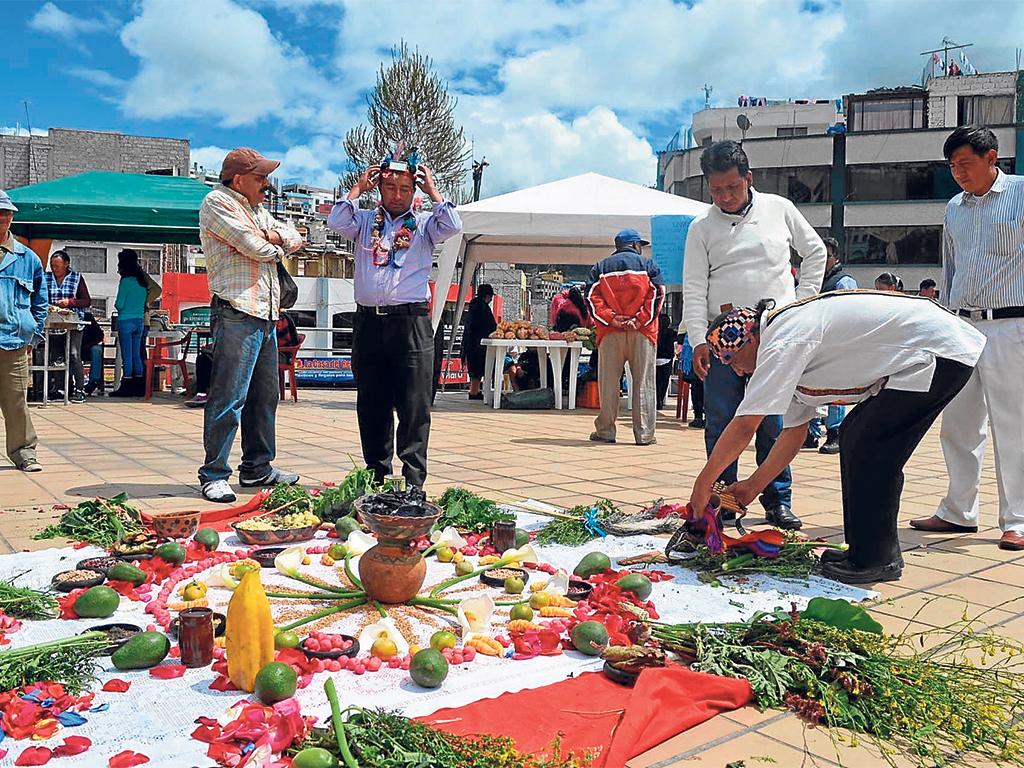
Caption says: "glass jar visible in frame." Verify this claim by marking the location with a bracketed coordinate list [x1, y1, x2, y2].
[178, 607, 215, 668]
[490, 520, 517, 554]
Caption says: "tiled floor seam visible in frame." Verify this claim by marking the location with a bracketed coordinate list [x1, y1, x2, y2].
[642, 711, 791, 767]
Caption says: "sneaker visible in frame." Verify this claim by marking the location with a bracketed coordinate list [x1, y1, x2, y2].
[589, 431, 616, 444]
[16, 457, 43, 472]
[688, 418, 705, 429]
[70, 390, 86, 403]
[185, 393, 209, 408]
[239, 468, 300, 488]
[202, 480, 237, 503]
[636, 437, 657, 446]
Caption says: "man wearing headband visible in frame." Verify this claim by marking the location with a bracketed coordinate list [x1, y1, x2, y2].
[327, 149, 462, 489]
[682, 140, 827, 531]
[687, 291, 985, 583]
[197, 148, 304, 503]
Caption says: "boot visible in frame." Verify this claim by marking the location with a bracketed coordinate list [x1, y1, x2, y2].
[109, 376, 139, 398]
[819, 428, 840, 455]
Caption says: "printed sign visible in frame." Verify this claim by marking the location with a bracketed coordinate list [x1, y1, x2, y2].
[650, 214, 694, 286]
[294, 356, 354, 383]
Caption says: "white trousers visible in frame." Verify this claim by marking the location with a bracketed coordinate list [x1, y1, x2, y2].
[936, 317, 1024, 532]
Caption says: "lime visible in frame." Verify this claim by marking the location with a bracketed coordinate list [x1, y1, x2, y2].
[529, 592, 552, 610]
[509, 603, 534, 622]
[371, 637, 398, 660]
[292, 747, 339, 768]
[504, 576, 525, 595]
[327, 542, 348, 560]
[254, 661, 297, 704]
[454, 560, 474, 576]
[430, 629, 457, 652]
[436, 547, 454, 563]
[274, 630, 301, 650]
[182, 581, 207, 601]
[409, 648, 449, 688]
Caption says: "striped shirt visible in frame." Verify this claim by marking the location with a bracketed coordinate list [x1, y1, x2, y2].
[199, 186, 303, 320]
[942, 170, 1024, 311]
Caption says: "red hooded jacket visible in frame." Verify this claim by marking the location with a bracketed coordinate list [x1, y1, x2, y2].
[586, 248, 665, 345]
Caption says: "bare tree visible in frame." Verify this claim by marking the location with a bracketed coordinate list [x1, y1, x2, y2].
[344, 43, 471, 202]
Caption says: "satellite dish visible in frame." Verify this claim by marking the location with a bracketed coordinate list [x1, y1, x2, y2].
[736, 114, 751, 131]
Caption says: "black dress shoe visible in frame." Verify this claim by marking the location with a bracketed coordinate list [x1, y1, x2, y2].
[765, 504, 802, 530]
[819, 547, 846, 564]
[802, 434, 819, 450]
[821, 554, 903, 584]
[688, 418, 705, 429]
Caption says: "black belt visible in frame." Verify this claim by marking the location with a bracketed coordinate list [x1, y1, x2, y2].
[357, 302, 429, 316]
[957, 307, 1024, 321]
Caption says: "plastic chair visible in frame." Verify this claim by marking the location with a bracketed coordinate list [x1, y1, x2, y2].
[278, 334, 306, 402]
[145, 329, 193, 400]
[674, 370, 690, 421]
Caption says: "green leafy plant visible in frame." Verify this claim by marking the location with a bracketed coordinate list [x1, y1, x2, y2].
[0, 577, 59, 620]
[534, 500, 619, 546]
[435, 487, 513, 533]
[33, 494, 143, 548]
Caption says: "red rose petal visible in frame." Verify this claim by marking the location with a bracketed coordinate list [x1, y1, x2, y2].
[101, 679, 131, 693]
[208, 675, 239, 692]
[149, 664, 186, 679]
[53, 736, 91, 757]
[109, 751, 150, 768]
[14, 747, 52, 766]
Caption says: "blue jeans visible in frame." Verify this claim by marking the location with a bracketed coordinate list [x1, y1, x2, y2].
[87, 345, 103, 386]
[704, 357, 792, 509]
[117, 318, 144, 378]
[808, 405, 846, 439]
[199, 300, 279, 485]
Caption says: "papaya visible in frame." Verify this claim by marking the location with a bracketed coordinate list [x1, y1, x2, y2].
[225, 569, 275, 692]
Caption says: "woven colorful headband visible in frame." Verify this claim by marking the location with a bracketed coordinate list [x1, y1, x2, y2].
[706, 307, 758, 363]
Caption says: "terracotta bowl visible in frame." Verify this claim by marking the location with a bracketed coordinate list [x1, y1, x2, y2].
[354, 497, 442, 542]
[147, 511, 201, 540]
[231, 524, 320, 545]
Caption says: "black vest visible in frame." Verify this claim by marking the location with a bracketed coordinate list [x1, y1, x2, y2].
[821, 264, 850, 293]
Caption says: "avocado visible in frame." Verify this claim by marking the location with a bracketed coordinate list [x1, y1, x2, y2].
[111, 631, 171, 669]
[514, 528, 531, 548]
[74, 586, 120, 618]
[334, 516, 361, 538]
[573, 551, 611, 579]
[194, 527, 220, 550]
[107, 561, 147, 586]
[154, 542, 186, 564]
[614, 573, 653, 601]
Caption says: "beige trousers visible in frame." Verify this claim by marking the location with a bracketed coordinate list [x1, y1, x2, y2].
[594, 330, 657, 443]
[0, 347, 38, 465]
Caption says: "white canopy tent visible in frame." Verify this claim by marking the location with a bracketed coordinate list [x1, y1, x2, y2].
[432, 173, 709, 369]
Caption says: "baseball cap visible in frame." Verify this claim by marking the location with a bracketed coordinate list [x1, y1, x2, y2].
[614, 228, 649, 247]
[219, 148, 280, 182]
[0, 190, 18, 212]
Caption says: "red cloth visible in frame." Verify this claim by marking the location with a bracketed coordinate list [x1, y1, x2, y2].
[419, 666, 752, 768]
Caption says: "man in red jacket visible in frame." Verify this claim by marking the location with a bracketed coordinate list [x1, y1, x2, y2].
[586, 229, 665, 445]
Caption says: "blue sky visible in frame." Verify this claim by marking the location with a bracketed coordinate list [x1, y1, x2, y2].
[1, 0, 1018, 195]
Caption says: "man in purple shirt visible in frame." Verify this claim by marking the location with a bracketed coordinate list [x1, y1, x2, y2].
[327, 156, 462, 488]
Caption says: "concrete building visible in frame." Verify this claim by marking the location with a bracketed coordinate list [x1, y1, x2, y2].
[660, 71, 1023, 290]
[0, 127, 190, 188]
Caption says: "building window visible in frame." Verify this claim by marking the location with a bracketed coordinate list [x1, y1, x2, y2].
[776, 127, 808, 137]
[958, 95, 1014, 126]
[752, 166, 831, 203]
[137, 248, 162, 276]
[847, 158, 1015, 202]
[700, 135, 713, 147]
[845, 226, 942, 265]
[849, 96, 926, 131]
[62, 246, 107, 274]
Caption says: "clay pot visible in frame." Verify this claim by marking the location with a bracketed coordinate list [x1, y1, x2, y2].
[355, 497, 441, 604]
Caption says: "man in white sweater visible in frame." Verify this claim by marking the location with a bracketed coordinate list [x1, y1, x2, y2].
[682, 140, 827, 530]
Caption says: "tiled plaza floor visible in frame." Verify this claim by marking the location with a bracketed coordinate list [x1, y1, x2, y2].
[0, 389, 1018, 767]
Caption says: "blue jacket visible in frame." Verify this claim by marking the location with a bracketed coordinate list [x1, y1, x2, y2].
[0, 238, 47, 350]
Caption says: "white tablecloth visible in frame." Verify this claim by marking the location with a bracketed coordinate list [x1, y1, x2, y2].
[480, 339, 585, 410]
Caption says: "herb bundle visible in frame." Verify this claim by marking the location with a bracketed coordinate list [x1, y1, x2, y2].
[684, 535, 826, 586]
[0, 633, 108, 694]
[435, 487, 513, 533]
[315, 466, 381, 521]
[263, 484, 315, 515]
[535, 500, 619, 546]
[649, 599, 1024, 767]
[0, 578, 59, 620]
[33, 494, 143, 548]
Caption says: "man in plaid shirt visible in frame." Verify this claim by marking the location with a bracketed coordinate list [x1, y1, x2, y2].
[197, 148, 304, 503]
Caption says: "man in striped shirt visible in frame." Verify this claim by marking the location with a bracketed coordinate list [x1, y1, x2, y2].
[909, 127, 1024, 550]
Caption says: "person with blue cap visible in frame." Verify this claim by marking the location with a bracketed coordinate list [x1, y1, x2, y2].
[0, 189, 48, 472]
[585, 228, 665, 445]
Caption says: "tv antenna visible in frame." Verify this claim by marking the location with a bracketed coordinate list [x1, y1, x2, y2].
[702, 84, 713, 109]
[736, 114, 751, 142]
[920, 37, 973, 79]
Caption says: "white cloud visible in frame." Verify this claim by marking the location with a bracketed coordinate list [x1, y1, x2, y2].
[67, 68, 126, 90]
[192, 137, 346, 189]
[0, 127, 49, 138]
[28, 2, 111, 37]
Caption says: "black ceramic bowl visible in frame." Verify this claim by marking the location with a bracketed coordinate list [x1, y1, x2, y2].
[566, 579, 594, 601]
[51, 569, 105, 592]
[81, 623, 143, 655]
[480, 567, 529, 588]
[602, 660, 639, 687]
[169, 611, 226, 639]
[299, 635, 360, 659]
[251, 547, 286, 568]
[76, 556, 121, 575]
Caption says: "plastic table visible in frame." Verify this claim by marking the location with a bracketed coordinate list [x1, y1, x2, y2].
[480, 338, 584, 410]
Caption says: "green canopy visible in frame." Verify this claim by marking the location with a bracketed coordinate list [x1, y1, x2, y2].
[8, 171, 211, 244]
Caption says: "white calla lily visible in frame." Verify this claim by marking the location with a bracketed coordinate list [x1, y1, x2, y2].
[274, 545, 306, 577]
[345, 530, 377, 556]
[546, 569, 570, 596]
[358, 617, 409, 656]
[207, 563, 240, 590]
[458, 594, 495, 643]
[499, 543, 539, 565]
[429, 525, 467, 550]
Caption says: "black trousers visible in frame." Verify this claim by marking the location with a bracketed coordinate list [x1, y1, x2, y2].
[352, 310, 433, 488]
[839, 357, 974, 568]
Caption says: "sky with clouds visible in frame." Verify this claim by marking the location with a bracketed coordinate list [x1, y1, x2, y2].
[2, 0, 1020, 196]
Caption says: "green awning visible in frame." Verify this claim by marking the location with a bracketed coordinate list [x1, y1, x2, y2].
[8, 171, 212, 244]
